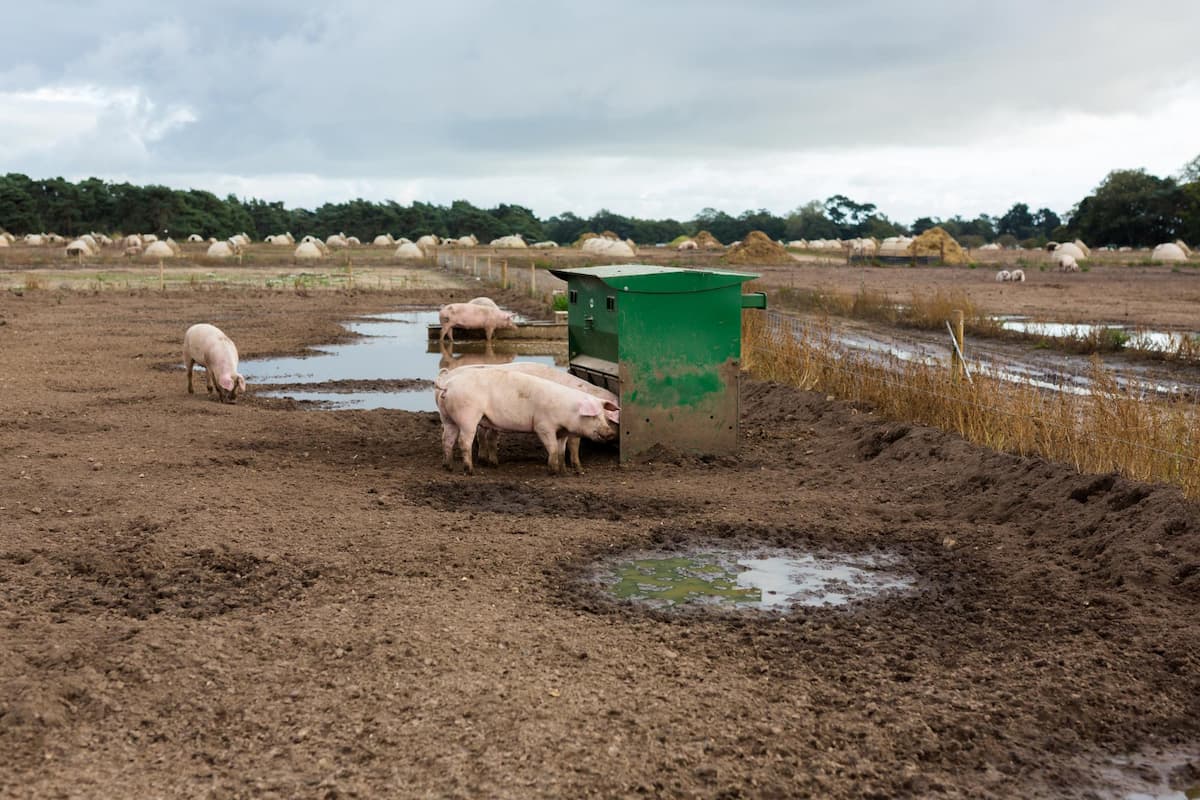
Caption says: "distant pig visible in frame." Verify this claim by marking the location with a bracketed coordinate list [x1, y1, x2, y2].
[438, 301, 516, 343]
[434, 368, 619, 475]
[184, 323, 246, 403]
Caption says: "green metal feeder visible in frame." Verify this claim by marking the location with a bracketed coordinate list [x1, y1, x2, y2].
[548, 265, 766, 462]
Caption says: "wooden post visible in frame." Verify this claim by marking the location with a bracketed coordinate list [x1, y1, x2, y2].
[347, 257, 353, 288]
[530, 262, 536, 296]
[487, 256, 492, 279]
[159, 259, 164, 291]
[501, 260, 509, 290]
[473, 255, 478, 276]
[951, 309, 965, 381]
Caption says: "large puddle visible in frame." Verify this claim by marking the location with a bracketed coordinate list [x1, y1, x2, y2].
[998, 317, 1200, 352]
[594, 549, 914, 612]
[240, 310, 566, 411]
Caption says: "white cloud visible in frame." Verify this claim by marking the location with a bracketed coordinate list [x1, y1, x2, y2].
[1, 1, 1198, 224]
[0, 85, 196, 172]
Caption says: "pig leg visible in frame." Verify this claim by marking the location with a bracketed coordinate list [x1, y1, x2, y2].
[204, 368, 216, 396]
[440, 323, 454, 343]
[441, 420, 460, 471]
[478, 427, 500, 466]
[187, 358, 196, 393]
[456, 418, 480, 475]
[567, 435, 583, 474]
[535, 426, 564, 474]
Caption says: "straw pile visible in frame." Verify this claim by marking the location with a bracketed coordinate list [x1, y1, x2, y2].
[911, 227, 967, 265]
[723, 231, 790, 265]
[693, 230, 723, 249]
[574, 232, 599, 246]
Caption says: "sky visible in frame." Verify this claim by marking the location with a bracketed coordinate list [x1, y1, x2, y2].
[2, 0, 1199, 225]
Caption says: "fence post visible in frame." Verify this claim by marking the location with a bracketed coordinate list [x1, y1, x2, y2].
[951, 309, 965, 381]
[474, 255, 478, 276]
[530, 262, 536, 297]
[159, 259, 164, 291]
[501, 260, 509, 290]
[487, 256, 492, 279]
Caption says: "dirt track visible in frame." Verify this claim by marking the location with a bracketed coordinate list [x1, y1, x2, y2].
[1, 284, 1198, 798]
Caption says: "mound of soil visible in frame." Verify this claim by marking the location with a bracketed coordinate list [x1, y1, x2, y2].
[724, 230, 791, 265]
[693, 230, 723, 249]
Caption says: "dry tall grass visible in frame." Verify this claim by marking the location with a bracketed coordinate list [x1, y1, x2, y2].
[742, 310, 1200, 498]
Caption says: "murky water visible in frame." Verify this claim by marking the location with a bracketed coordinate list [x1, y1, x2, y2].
[240, 309, 565, 410]
[998, 317, 1199, 352]
[1095, 750, 1200, 799]
[596, 549, 914, 611]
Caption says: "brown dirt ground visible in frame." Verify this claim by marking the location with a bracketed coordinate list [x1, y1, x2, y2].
[1, 283, 1199, 799]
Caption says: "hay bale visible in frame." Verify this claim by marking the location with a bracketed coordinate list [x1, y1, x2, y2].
[574, 232, 600, 247]
[723, 231, 790, 265]
[693, 230, 723, 250]
[911, 227, 967, 265]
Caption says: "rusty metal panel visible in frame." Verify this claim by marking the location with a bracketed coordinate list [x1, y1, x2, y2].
[618, 358, 741, 461]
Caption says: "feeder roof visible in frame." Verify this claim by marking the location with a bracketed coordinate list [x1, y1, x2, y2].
[549, 264, 757, 294]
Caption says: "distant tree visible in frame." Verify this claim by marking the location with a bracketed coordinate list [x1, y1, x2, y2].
[784, 200, 838, 241]
[692, 207, 740, 243]
[1032, 207, 1061, 238]
[544, 211, 587, 244]
[0, 173, 41, 233]
[1179, 153, 1200, 183]
[823, 195, 877, 237]
[910, 216, 937, 235]
[997, 203, 1036, 240]
[1071, 169, 1183, 247]
[861, 215, 906, 239]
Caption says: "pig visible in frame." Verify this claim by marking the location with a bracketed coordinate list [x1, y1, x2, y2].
[438, 301, 517, 343]
[453, 363, 619, 472]
[434, 368, 619, 475]
[184, 323, 246, 403]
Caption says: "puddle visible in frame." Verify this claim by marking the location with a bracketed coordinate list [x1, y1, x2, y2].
[241, 310, 566, 410]
[998, 317, 1199, 352]
[595, 549, 914, 612]
[767, 314, 1200, 399]
[1092, 750, 1199, 799]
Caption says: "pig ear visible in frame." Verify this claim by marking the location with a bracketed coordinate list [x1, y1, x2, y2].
[603, 403, 620, 424]
[236, 374, 246, 392]
[577, 398, 602, 417]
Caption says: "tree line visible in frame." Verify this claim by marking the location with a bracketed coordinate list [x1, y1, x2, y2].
[2, 157, 1197, 248]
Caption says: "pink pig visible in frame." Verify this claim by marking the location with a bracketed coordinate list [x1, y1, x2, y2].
[438, 302, 517, 343]
[453, 363, 619, 472]
[184, 323, 246, 404]
[434, 368, 619, 475]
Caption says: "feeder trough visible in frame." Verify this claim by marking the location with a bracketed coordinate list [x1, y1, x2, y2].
[548, 265, 766, 462]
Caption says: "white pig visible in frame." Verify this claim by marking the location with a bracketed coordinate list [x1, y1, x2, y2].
[438, 302, 517, 343]
[184, 323, 246, 403]
[434, 368, 619, 475]
[453, 363, 619, 472]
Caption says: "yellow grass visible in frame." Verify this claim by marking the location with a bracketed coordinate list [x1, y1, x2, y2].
[742, 310, 1200, 498]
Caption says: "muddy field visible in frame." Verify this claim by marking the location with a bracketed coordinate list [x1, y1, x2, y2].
[2, 278, 1199, 798]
